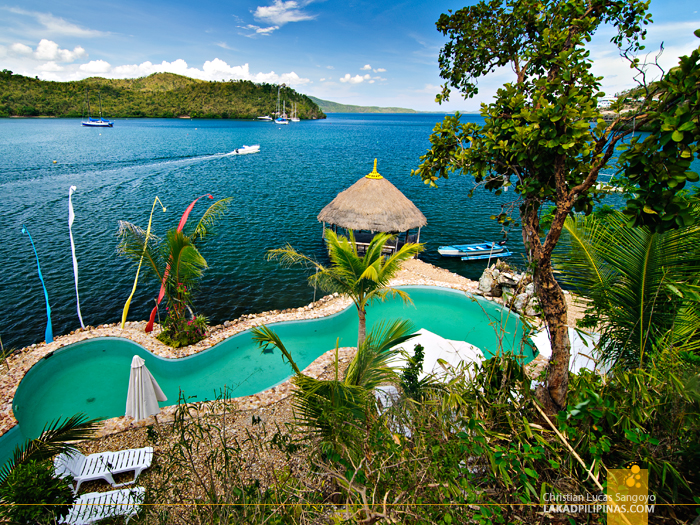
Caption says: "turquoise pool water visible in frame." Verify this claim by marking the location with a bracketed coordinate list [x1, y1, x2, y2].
[5, 286, 532, 464]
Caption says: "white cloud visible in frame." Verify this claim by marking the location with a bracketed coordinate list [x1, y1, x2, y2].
[10, 43, 33, 55]
[7, 39, 87, 62]
[36, 61, 63, 72]
[75, 58, 311, 87]
[242, 24, 280, 35]
[3, 7, 105, 37]
[35, 39, 86, 62]
[80, 60, 111, 73]
[374, 67, 386, 72]
[340, 73, 371, 84]
[215, 42, 236, 50]
[253, 0, 316, 26]
[320, 77, 326, 81]
[326, 65, 334, 69]
[361, 64, 371, 70]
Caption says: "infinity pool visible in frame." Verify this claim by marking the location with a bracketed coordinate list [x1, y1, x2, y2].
[4, 286, 533, 464]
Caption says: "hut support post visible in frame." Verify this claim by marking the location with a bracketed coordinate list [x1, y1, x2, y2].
[322, 222, 325, 239]
[416, 227, 421, 244]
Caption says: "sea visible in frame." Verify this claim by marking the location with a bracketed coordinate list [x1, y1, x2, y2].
[0, 114, 696, 350]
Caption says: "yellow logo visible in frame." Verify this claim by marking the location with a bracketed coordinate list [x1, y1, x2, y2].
[607, 464, 653, 525]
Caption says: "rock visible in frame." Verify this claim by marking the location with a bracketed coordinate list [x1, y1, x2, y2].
[513, 293, 529, 313]
[478, 269, 496, 295]
[224, 321, 231, 328]
[497, 273, 518, 287]
[525, 283, 535, 295]
[525, 297, 541, 316]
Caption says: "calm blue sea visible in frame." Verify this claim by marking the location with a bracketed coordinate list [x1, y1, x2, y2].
[0, 114, 696, 350]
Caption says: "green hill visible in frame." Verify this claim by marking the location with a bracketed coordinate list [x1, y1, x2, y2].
[0, 70, 326, 120]
[308, 96, 418, 114]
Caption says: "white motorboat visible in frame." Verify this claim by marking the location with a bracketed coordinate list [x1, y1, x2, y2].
[229, 145, 261, 155]
[257, 115, 273, 121]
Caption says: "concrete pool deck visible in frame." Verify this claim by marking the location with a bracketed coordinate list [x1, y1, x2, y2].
[0, 259, 490, 440]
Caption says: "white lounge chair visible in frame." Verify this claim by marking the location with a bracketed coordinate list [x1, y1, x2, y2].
[54, 446, 153, 493]
[59, 486, 145, 525]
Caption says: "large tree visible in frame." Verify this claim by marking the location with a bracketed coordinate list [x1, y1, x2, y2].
[412, 0, 700, 413]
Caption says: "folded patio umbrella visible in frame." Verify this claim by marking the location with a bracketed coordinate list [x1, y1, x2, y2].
[126, 355, 167, 422]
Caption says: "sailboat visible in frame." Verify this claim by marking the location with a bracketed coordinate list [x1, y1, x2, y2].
[290, 102, 300, 122]
[82, 89, 113, 127]
[274, 85, 289, 125]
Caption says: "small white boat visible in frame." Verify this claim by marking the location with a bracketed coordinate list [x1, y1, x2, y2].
[257, 115, 273, 121]
[229, 145, 260, 155]
[290, 102, 300, 122]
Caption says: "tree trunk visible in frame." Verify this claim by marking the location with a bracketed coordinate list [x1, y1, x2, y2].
[357, 307, 366, 347]
[522, 198, 572, 416]
[534, 259, 571, 414]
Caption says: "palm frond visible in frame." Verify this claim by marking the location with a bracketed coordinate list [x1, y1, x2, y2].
[190, 198, 232, 242]
[163, 230, 208, 303]
[554, 210, 700, 368]
[250, 325, 301, 374]
[344, 319, 416, 391]
[0, 414, 99, 484]
[116, 220, 164, 282]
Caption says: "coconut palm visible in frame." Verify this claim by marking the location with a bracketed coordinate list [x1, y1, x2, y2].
[553, 210, 700, 368]
[268, 229, 424, 345]
[117, 198, 230, 336]
[0, 414, 98, 484]
[251, 319, 416, 447]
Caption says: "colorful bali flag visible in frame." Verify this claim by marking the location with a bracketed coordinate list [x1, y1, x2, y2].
[22, 226, 53, 344]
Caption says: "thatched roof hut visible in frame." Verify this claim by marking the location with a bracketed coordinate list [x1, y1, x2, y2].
[318, 159, 427, 233]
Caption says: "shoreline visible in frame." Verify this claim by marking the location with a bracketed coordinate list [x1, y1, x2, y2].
[0, 259, 481, 440]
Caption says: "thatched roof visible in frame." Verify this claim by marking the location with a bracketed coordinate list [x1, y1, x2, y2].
[317, 160, 427, 232]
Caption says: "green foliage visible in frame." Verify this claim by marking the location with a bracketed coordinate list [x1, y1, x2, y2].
[617, 31, 700, 231]
[0, 414, 98, 484]
[252, 319, 416, 451]
[157, 313, 208, 348]
[117, 198, 230, 345]
[400, 343, 425, 400]
[0, 72, 326, 119]
[411, 0, 700, 411]
[553, 209, 700, 367]
[0, 459, 75, 525]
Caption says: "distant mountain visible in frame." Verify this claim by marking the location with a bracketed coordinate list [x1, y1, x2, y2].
[308, 96, 419, 114]
[0, 71, 326, 120]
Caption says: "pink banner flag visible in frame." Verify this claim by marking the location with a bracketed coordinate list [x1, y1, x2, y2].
[145, 194, 213, 332]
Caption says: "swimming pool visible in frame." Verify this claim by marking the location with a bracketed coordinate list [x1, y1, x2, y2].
[5, 286, 533, 464]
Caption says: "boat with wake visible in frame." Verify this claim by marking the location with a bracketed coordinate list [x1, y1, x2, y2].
[438, 241, 512, 261]
[228, 145, 261, 155]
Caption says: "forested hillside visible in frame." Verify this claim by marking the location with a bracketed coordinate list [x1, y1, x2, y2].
[0, 70, 325, 119]
[308, 95, 418, 113]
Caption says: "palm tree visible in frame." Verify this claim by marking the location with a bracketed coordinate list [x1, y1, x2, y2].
[0, 414, 98, 484]
[552, 210, 700, 368]
[251, 319, 416, 447]
[117, 198, 231, 331]
[268, 229, 424, 345]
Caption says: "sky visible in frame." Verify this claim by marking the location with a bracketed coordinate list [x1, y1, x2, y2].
[0, 0, 699, 112]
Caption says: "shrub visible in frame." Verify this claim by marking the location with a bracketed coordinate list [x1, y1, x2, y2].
[157, 313, 207, 348]
[0, 459, 75, 525]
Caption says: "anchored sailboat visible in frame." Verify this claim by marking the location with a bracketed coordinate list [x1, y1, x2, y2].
[82, 89, 113, 127]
